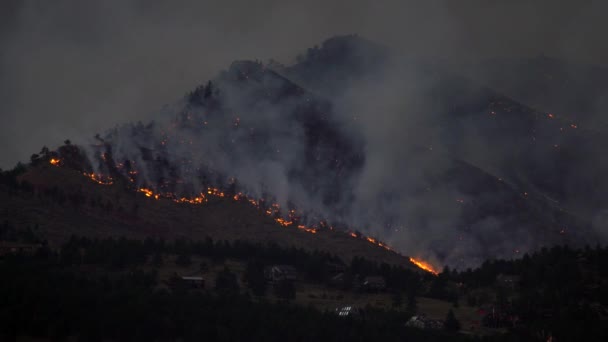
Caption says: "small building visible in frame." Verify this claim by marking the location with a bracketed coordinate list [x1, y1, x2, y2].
[330, 272, 348, 288]
[0, 242, 41, 256]
[180, 275, 205, 289]
[265, 265, 297, 283]
[406, 315, 444, 330]
[496, 274, 521, 289]
[335, 305, 362, 318]
[326, 262, 347, 274]
[362, 276, 386, 291]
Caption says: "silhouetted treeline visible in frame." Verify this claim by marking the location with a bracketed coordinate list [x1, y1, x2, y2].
[445, 245, 608, 340]
[58, 236, 424, 292]
[0, 251, 475, 342]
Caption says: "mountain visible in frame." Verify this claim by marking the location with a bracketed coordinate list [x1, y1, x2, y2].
[278, 36, 602, 265]
[3, 35, 605, 269]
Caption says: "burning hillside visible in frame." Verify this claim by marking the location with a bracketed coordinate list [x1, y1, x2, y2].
[39, 36, 601, 269]
[47, 155, 439, 274]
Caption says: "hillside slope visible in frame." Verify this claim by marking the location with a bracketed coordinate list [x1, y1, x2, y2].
[1, 162, 421, 271]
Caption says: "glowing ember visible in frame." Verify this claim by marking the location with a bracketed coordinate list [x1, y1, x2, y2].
[175, 195, 206, 204]
[49, 158, 61, 166]
[138, 188, 159, 200]
[296, 225, 317, 234]
[275, 218, 293, 227]
[83, 172, 113, 185]
[409, 257, 439, 275]
[207, 187, 225, 197]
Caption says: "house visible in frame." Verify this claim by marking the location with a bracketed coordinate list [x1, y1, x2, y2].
[326, 262, 347, 274]
[167, 273, 205, 290]
[330, 272, 348, 288]
[496, 274, 521, 289]
[180, 275, 205, 289]
[405, 315, 444, 330]
[335, 305, 362, 318]
[265, 265, 297, 283]
[0, 241, 40, 256]
[361, 276, 386, 291]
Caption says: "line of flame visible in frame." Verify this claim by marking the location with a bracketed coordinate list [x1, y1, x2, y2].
[74, 164, 440, 272]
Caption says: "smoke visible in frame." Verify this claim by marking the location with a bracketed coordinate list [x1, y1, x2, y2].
[2, 1, 607, 267]
[2, 0, 608, 169]
[76, 38, 593, 269]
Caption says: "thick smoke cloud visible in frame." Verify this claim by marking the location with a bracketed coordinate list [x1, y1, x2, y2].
[2, 0, 608, 168]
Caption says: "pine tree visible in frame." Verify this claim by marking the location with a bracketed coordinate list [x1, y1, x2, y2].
[444, 309, 461, 332]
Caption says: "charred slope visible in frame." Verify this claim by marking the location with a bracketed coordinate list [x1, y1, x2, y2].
[464, 56, 608, 129]
[276, 35, 601, 264]
[1, 162, 418, 270]
[425, 75, 608, 219]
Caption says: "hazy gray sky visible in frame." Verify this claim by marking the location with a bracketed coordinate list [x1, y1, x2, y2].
[1, 0, 605, 168]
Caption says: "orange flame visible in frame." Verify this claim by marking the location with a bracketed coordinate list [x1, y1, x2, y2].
[296, 224, 317, 234]
[275, 218, 293, 227]
[80, 169, 418, 247]
[83, 172, 114, 185]
[138, 188, 159, 200]
[409, 257, 439, 275]
[207, 187, 225, 197]
[49, 158, 61, 166]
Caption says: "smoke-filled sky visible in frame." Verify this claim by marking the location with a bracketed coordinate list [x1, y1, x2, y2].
[0, 0, 606, 168]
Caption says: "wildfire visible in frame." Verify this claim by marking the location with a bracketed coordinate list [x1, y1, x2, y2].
[138, 188, 159, 200]
[364, 236, 392, 251]
[207, 187, 225, 197]
[175, 195, 207, 204]
[49, 158, 61, 166]
[83, 172, 114, 185]
[409, 257, 439, 275]
[78, 167, 409, 252]
[297, 224, 317, 234]
[275, 218, 293, 227]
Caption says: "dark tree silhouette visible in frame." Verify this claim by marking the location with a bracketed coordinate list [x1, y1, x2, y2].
[215, 266, 239, 295]
[274, 280, 296, 301]
[444, 309, 461, 332]
[244, 260, 266, 296]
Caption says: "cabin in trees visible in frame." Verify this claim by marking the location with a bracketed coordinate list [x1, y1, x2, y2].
[361, 276, 386, 291]
[405, 315, 444, 330]
[0, 242, 40, 256]
[335, 305, 363, 318]
[180, 275, 205, 289]
[496, 274, 521, 289]
[167, 273, 205, 289]
[265, 265, 297, 283]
